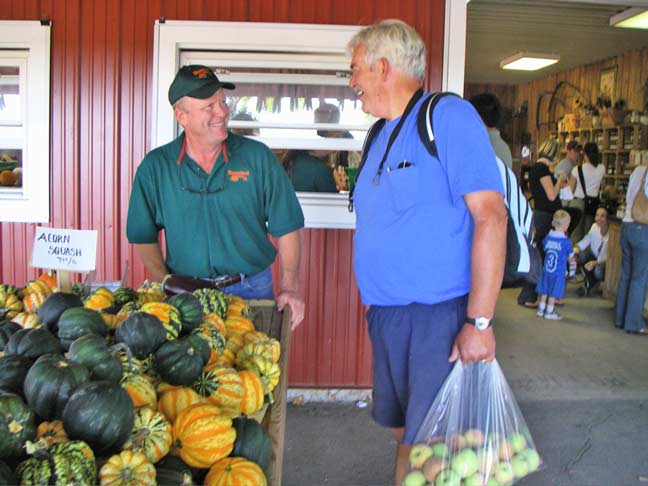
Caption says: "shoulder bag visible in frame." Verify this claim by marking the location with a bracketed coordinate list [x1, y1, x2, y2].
[631, 167, 648, 225]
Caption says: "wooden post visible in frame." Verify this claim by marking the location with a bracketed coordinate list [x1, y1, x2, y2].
[57, 270, 72, 292]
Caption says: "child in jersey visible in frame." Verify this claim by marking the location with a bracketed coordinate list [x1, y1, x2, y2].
[536, 209, 576, 320]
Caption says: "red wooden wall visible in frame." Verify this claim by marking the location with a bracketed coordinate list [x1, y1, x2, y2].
[0, 0, 445, 388]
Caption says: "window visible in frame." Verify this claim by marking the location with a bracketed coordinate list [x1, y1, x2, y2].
[0, 21, 51, 223]
[153, 21, 364, 228]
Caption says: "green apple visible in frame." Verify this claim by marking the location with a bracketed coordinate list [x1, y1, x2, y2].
[511, 454, 529, 478]
[497, 439, 513, 461]
[494, 462, 514, 485]
[409, 443, 434, 469]
[521, 448, 541, 472]
[476, 447, 498, 476]
[432, 442, 450, 458]
[435, 469, 461, 486]
[486, 478, 500, 486]
[463, 472, 489, 486]
[464, 428, 485, 448]
[509, 432, 527, 453]
[423, 456, 446, 483]
[450, 448, 479, 478]
[402, 469, 426, 486]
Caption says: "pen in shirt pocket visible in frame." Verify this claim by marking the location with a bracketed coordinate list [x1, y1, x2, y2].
[388, 160, 413, 172]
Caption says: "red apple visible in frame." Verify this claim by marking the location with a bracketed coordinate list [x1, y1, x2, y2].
[446, 433, 467, 452]
[464, 428, 485, 448]
[423, 456, 445, 483]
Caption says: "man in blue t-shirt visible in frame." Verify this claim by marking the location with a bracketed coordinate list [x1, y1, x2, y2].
[348, 20, 507, 483]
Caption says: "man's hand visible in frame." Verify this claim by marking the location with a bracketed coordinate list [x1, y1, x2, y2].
[584, 260, 596, 271]
[448, 324, 495, 364]
[276, 289, 305, 330]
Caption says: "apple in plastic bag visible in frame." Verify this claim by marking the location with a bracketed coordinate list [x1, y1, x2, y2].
[521, 448, 541, 472]
[494, 462, 515, 484]
[434, 469, 461, 486]
[450, 448, 479, 478]
[476, 447, 498, 476]
[464, 428, 485, 448]
[463, 472, 498, 486]
[423, 456, 445, 483]
[509, 432, 527, 453]
[446, 432, 467, 451]
[432, 442, 450, 458]
[511, 454, 530, 479]
[497, 439, 514, 461]
[408, 444, 433, 468]
[402, 469, 427, 486]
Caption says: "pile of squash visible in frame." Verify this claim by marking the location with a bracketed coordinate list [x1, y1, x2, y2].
[0, 272, 281, 485]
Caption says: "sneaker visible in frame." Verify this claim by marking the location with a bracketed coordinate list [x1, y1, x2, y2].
[536, 309, 545, 318]
[544, 311, 563, 321]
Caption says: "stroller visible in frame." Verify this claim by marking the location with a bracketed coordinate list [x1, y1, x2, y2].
[575, 259, 600, 297]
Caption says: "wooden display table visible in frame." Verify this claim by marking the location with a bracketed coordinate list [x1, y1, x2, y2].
[248, 300, 291, 486]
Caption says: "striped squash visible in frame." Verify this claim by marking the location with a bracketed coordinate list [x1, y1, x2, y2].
[99, 450, 156, 486]
[239, 356, 281, 395]
[210, 348, 236, 368]
[123, 406, 172, 464]
[236, 341, 279, 365]
[22, 292, 47, 314]
[157, 387, 205, 423]
[238, 370, 265, 415]
[140, 302, 182, 340]
[10, 312, 40, 329]
[192, 322, 226, 365]
[0, 291, 24, 319]
[224, 315, 255, 336]
[122, 374, 158, 410]
[172, 403, 235, 468]
[204, 457, 267, 486]
[225, 295, 251, 318]
[84, 287, 115, 312]
[193, 367, 243, 415]
[192, 289, 228, 320]
[35, 420, 68, 447]
[203, 313, 227, 337]
[225, 333, 245, 355]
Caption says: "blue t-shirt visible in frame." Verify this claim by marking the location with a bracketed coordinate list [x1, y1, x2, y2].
[541, 230, 573, 276]
[353, 94, 504, 306]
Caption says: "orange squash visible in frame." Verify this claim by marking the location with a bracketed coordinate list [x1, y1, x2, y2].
[85, 287, 115, 311]
[22, 291, 47, 314]
[140, 302, 182, 340]
[99, 450, 156, 486]
[193, 367, 244, 415]
[204, 457, 267, 486]
[224, 315, 255, 336]
[225, 296, 251, 318]
[122, 374, 157, 410]
[225, 332, 244, 355]
[238, 370, 265, 415]
[236, 341, 280, 365]
[172, 403, 235, 468]
[11, 312, 40, 329]
[157, 387, 205, 423]
[239, 356, 281, 395]
[203, 312, 227, 337]
[123, 406, 172, 464]
[101, 312, 120, 330]
[210, 348, 236, 368]
[193, 322, 226, 366]
[37, 270, 58, 290]
[35, 420, 69, 447]
[23, 279, 54, 298]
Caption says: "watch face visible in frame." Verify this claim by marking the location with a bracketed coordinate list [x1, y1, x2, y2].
[475, 317, 490, 331]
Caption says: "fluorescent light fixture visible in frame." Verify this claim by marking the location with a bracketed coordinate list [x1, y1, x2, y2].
[610, 8, 648, 29]
[500, 52, 559, 71]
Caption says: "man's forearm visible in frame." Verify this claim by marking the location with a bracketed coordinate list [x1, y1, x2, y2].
[277, 230, 301, 292]
[134, 243, 168, 282]
[466, 198, 507, 320]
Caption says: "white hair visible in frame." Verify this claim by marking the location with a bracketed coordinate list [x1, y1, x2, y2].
[347, 19, 426, 83]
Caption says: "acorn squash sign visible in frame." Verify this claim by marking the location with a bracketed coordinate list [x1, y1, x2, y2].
[31, 227, 98, 271]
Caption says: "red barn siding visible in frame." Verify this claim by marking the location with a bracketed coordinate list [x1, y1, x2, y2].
[0, 0, 446, 388]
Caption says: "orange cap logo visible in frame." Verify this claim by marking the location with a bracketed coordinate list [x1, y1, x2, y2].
[228, 170, 250, 182]
[192, 68, 211, 79]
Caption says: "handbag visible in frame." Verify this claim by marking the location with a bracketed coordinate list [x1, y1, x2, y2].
[631, 167, 648, 224]
[578, 165, 600, 215]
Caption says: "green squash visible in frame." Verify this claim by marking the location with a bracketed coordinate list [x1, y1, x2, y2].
[4, 328, 62, 360]
[192, 288, 228, 319]
[0, 392, 37, 458]
[57, 307, 108, 350]
[62, 381, 135, 455]
[231, 416, 272, 472]
[23, 354, 90, 420]
[154, 335, 210, 386]
[113, 287, 138, 307]
[0, 321, 22, 351]
[166, 293, 204, 333]
[37, 292, 83, 332]
[0, 459, 17, 485]
[67, 334, 123, 382]
[155, 455, 196, 486]
[0, 355, 33, 395]
[17, 440, 96, 485]
[114, 312, 167, 359]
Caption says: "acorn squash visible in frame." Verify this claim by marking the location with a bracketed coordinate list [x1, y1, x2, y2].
[57, 307, 108, 350]
[231, 416, 272, 472]
[0, 354, 33, 395]
[37, 292, 83, 332]
[154, 336, 210, 386]
[4, 327, 62, 360]
[0, 392, 37, 458]
[17, 440, 96, 486]
[122, 406, 172, 463]
[67, 334, 123, 382]
[115, 312, 167, 359]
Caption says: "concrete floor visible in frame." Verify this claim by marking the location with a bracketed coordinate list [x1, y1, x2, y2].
[283, 283, 648, 486]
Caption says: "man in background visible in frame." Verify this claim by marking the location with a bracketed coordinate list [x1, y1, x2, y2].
[469, 93, 513, 169]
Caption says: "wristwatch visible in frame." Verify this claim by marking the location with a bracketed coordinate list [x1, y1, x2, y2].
[465, 316, 493, 331]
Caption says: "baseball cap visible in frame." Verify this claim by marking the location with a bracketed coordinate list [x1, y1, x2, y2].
[168, 65, 235, 106]
[566, 140, 580, 151]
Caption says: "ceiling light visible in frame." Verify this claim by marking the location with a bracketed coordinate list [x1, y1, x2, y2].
[500, 52, 559, 71]
[610, 8, 648, 29]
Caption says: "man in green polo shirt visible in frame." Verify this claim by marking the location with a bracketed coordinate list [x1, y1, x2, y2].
[126, 64, 305, 328]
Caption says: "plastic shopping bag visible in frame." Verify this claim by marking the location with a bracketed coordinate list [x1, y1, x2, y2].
[404, 359, 542, 486]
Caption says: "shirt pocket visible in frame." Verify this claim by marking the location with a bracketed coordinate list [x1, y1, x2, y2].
[384, 164, 421, 212]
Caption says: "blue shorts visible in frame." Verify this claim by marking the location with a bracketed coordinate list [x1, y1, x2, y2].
[222, 267, 274, 300]
[367, 295, 467, 444]
[535, 271, 565, 299]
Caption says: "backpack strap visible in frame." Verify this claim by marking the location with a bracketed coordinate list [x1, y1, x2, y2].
[416, 91, 461, 159]
[348, 118, 385, 212]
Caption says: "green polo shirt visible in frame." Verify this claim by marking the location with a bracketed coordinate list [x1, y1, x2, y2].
[127, 132, 304, 278]
[289, 152, 338, 193]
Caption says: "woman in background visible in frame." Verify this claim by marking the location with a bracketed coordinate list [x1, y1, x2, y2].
[615, 162, 648, 334]
[568, 142, 605, 243]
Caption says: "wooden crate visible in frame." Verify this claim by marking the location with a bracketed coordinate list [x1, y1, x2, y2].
[247, 300, 291, 486]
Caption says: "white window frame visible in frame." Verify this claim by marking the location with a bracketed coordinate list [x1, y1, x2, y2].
[0, 21, 51, 223]
[152, 6, 465, 229]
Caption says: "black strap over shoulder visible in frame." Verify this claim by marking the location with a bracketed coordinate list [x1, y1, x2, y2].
[416, 91, 461, 159]
[578, 165, 587, 196]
